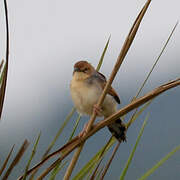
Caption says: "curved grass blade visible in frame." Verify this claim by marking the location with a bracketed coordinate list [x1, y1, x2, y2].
[0, 0, 9, 120]
[138, 145, 180, 180]
[22, 132, 41, 180]
[120, 114, 149, 180]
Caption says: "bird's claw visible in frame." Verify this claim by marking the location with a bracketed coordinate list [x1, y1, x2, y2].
[93, 104, 102, 116]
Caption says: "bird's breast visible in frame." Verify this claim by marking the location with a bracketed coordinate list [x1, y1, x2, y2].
[70, 78, 101, 116]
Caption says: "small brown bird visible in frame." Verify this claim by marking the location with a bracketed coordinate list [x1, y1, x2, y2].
[70, 61, 126, 141]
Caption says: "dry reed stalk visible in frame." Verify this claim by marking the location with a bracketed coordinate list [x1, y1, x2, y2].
[17, 78, 179, 180]
[63, 1, 152, 179]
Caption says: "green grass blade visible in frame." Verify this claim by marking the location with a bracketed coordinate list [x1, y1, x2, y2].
[22, 132, 41, 180]
[120, 114, 149, 180]
[49, 160, 68, 180]
[96, 35, 111, 72]
[138, 145, 180, 180]
[68, 114, 81, 141]
[43, 107, 76, 158]
[72, 138, 115, 180]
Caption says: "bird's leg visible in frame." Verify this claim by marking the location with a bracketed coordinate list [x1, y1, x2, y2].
[93, 104, 102, 116]
[78, 123, 88, 138]
[78, 104, 102, 138]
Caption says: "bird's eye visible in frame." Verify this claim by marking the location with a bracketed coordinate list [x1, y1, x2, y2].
[83, 68, 88, 72]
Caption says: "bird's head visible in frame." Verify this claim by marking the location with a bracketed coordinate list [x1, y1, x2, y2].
[73, 61, 95, 76]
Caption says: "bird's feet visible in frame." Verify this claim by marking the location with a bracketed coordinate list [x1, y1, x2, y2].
[93, 104, 102, 116]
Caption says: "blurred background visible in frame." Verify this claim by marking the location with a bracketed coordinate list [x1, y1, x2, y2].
[0, 0, 179, 179]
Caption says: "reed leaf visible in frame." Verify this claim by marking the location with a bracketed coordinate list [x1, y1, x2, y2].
[138, 145, 180, 180]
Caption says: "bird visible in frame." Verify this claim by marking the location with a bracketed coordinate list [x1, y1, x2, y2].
[70, 60, 126, 141]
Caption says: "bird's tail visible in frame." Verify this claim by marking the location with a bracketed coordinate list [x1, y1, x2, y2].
[107, 118, 127, 142]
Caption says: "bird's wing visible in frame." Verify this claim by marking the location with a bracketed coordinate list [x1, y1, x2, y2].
[95, 72, 121, 104]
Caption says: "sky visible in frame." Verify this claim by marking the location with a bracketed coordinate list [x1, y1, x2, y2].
[0, 0, 180, 179]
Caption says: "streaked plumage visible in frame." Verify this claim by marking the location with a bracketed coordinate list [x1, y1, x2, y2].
[70, 61, 126, 141]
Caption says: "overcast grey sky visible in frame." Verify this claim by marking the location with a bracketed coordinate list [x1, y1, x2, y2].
[0, 0, 180, 179]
